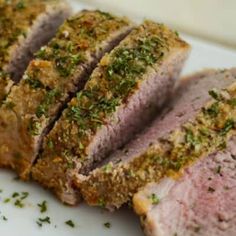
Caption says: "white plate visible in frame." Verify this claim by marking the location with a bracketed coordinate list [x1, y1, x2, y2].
[0, 1, 236, 236]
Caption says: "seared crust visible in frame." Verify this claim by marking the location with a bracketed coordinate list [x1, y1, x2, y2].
[32, 21, 190, 205]
[79, 70, 236, 209]
[0, 0, 71, 102]
[0, 10, 133, 184]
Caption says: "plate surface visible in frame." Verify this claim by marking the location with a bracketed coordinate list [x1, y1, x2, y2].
[0, 1, 236, 236]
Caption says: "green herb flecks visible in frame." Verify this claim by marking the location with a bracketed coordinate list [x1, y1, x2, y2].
[28, 118, 41, 136]
[102, 163, 113, 173]
[208, 89, 221, 100]
[36, 40, 84, 77]
[47, 139, 54, 149]
[36, 216, 51, 227]
[104, 222, 111, 228]
[36, 89, 61, 118]
[4, 198, 10, 203]
[2, 215, 8, 221]
[203, 102, 219, 117]
[14, 199, 24, 208]
[228, 98, 236, 106]
[220, 118, 235, 136]
[13, 192, 29, 208]
[37, 200, 47, 213]
[12, 192, 20, 198]
[107, 37, 164, 96]
[65, 220, 75, 228]
[185, 129, 202, 152]
[149, 193, 160, 205]
[16, 1, 26, 10]
[25, 77, 44, 89]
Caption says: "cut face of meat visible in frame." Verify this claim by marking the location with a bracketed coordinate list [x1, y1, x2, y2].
[133, 136, 236, 236]
[79, 69, 236, 210]
[0, 10, 133, 181]
[32, 20, 190, 205]
[0, 0, 71, 102]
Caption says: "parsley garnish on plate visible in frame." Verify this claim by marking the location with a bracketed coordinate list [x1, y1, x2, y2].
[65, 220, 75, 228]
[37, 200, 47, 213]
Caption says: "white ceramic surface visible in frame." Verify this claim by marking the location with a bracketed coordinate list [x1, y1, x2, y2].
[77, 0, 236, 49]
[0, 1, 236, 236]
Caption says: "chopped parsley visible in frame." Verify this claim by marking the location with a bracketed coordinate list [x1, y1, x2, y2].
[208, 89, 220, 100]
[16, 1, 26, 10]
[102, 163, 112, 173]
[36, 89, 61, 118]
[4, 198, 10, 203]
[185, 129, 201, 150]
[28, 118, 41, 136]
[149, 193, 160, 205]
[2, 216, 8, 221]
[25, 77, 44, 89]
[65, 220, 75, 228]
[12, 192, 20, 198]
[203, 102, 219, 117]
[14, 199, 24, 208]
[37, 200, 47, 213]
[36, 216, 51, 227]
[104, 222, 111, 228]
[228, 98, 236, 106]
[20, 192, 29, 200]
[98, 198, 106, 208]
[220, 118, 235, 136]
[47, 139, 54, 149]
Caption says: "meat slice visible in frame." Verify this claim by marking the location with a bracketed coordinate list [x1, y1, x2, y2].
[32, 21, 190, 205]
[79, 69, 236, 209]
[133, 137, 236, 236]
[0, 0, 71, 102]
[0, 10, 133, 179]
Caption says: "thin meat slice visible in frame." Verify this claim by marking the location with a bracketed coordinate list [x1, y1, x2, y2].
[32, 21, 190, 205]
[0, 0, 71, 102]
[79, 69, 236, 209]
[133, 137, 236, 236]
[0, 10, 133, 179]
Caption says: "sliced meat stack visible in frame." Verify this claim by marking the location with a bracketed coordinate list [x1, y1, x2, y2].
[32, 21, 190, 204]
[0, 10, 133, 178]
[79, 69, 236, 210]
[0, 0, 71, 102]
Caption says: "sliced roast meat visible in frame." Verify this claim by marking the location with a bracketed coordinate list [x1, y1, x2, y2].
[0, 10, 133, 179]
[79, 69, 236, 209]
[32, 20, 190, 205]
[133, 136, 236, 236]
[0, 0, 71, 102]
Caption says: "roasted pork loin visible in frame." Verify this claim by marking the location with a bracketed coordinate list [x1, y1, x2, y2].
[32, 21, 190, 205]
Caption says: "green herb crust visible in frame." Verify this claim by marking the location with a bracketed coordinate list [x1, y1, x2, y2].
[32, 20, 189, 204]
[0, 10, 131, 178]
[80, 82, 236, 208]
